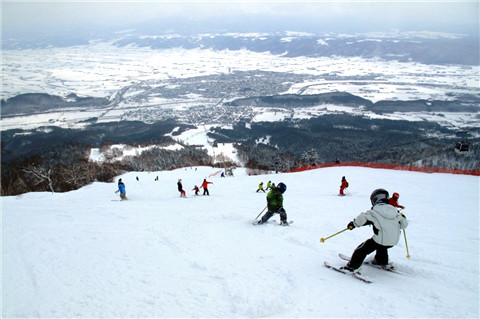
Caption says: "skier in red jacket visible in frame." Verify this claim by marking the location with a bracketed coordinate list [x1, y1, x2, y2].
[339, 176, 349, 196]
[201, 179, 213, 196]
[192, 185, 200, 196]
[389, 192, 405, 209]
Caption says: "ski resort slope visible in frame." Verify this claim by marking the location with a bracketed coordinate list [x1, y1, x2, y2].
[2, 166, 479, 318]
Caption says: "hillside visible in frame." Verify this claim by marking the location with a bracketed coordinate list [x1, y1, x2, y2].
[2, 33, 478, 184]
[2, 166, 479, 317]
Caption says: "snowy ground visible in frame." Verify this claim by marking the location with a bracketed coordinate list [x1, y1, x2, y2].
[88, 126, 241, 165]
[2, 166, 479, 318]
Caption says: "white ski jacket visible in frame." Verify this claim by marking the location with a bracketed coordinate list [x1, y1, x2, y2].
[353, 202, 408, 246]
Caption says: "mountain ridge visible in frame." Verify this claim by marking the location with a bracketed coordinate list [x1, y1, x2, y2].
[3, 31, 478, 65]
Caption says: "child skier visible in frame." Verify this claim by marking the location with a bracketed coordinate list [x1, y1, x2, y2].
[341, 188, 408, 272]
[339, 176, 349, 196]
[192, 185, 200, 196]
[389, 192, 405, 209]
[256, 182, 265, 193]
[257, 182, 289, 226]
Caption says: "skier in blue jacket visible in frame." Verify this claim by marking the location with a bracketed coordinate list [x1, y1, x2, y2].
[117, 178, 127, 200]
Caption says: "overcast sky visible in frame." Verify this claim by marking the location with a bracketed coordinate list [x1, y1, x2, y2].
[2, 1, 479, 37]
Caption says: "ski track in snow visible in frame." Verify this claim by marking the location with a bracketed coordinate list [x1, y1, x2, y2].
[2, 166, 479, 317]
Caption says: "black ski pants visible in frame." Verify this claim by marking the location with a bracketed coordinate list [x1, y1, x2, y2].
[347, 238, 392, 270]
[260, 209, 287, 223]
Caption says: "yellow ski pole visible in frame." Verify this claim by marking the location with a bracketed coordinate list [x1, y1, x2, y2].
[399, 210, 411, 258]
[403, 229, 411, 258]
[320, 228, 348, 243]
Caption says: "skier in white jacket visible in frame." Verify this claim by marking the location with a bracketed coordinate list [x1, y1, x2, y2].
[342, 188, 408, 272]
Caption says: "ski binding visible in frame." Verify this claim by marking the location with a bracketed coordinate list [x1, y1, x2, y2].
[338, 253, 402, 274]
[252, 220, 293, 226]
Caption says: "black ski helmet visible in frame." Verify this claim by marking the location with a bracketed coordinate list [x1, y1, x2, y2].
[370, 188, 389, 205]
[277, 182, 287, 194]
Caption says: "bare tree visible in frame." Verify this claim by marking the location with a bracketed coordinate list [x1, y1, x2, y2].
[22, 163, 52, 189]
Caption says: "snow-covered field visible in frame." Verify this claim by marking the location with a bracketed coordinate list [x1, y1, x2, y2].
[2, 166, 479, 317]
[3, 44, 477, 101]
[2, 42, 479, 133]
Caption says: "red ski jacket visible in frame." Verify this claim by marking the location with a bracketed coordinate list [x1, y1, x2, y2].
[202, 181, 212, 189]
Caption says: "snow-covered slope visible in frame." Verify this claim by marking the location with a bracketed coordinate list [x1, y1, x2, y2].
[2, 166, 479, 317]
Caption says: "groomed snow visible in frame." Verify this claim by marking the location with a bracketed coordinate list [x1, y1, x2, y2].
[2, 166, 479, 317]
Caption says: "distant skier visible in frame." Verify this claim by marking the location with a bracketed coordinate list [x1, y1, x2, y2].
[192, 185, 200, 196]
[177, 179, 186, 197]
[257, 182, 289, 226]
[339, 176, 349, 196]
[201, 179, 213, 196]
[221, 172, 225, 178]
[389, 192, 405, 209]
[117, 178, 127, 200]
[266, 181, 272, 190]
[256, 182, 265, 193]
[341, 188, 408, 272]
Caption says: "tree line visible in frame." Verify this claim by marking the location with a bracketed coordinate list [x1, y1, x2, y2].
[1, 142, 214, 196]
[2, 115, 478, 195]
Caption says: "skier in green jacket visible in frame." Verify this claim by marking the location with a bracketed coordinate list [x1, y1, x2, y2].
[256, 182, 265, 193]
[258, 182, 289, 226]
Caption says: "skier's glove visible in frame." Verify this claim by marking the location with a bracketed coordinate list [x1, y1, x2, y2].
[347, 221, 355, 230]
